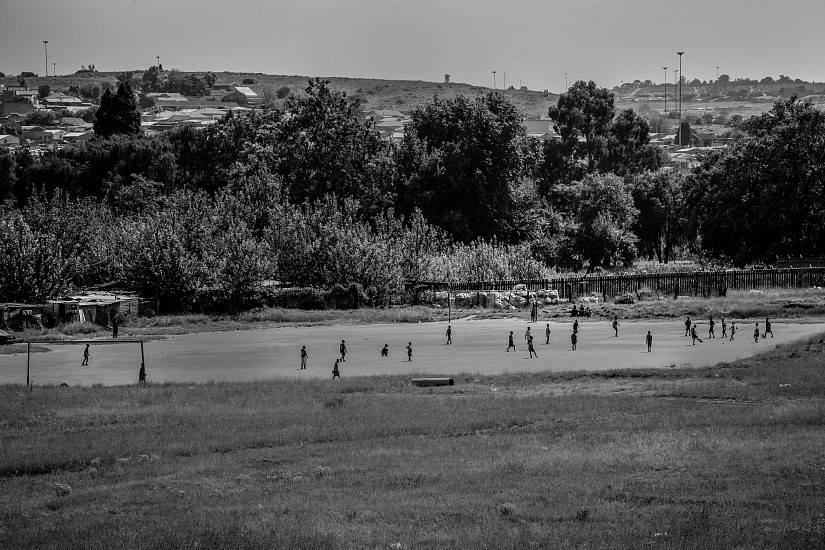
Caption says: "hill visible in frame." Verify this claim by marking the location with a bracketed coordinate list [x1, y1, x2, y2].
[1, 70, 559, 118]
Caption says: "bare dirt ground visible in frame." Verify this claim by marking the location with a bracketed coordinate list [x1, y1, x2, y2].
[1, 318, 823, 386]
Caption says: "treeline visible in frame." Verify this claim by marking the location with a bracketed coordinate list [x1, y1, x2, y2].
[1, 78, 824, 311]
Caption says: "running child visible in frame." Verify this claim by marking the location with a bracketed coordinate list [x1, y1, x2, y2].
[765, 318, 773, 338]
[721, 318, 727, 338]
[691, 325, 703, 345]
[507, 331, 516, 352]
[82, 344, 89, 366]
[730, 323, 736, 341]
[528, 334, 537, 358]
[573, 319, 579, 334]
[339, 340, 347, 362]
[446, 325, 452, 345]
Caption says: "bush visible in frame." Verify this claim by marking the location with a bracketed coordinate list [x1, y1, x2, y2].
[268, 288, 326, 310]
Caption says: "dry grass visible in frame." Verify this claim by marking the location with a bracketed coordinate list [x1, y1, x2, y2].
[2, 335, 824, 548]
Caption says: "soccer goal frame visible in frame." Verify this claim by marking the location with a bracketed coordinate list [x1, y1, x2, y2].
[25, 339, 145, 387]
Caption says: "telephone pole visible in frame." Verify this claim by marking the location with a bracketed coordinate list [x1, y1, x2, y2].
[43, 41, 48, 78]
[663, 66, 668, 115]
[677, 51, 684, 145]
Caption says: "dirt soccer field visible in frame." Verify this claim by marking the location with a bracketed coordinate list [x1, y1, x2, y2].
[2, 318, 824, 386]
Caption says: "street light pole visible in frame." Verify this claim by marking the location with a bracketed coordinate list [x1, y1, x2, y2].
[156, 55, 160, 69]
[503, 71, 506, 90]
[492, 71, 496, 89]
[52, 63, 56, 76]
[43, 41, 48, 78]
[677, 51, 684, 145]
[565, 72, 568, 90]
[663, 66, 668, 115]
[716, 66, 719, 81]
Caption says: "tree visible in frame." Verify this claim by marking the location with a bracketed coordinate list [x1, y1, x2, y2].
[601, 108, 665, 175]
[37, 84, 51, 99]
[203, 71, 217, 89]
[256, 78, 394, 213]
[93, 81, 141, 137]
[632, 169, 687, 263]
[275, 86, 291, 99]
[396, 91, 530, 242]
[687, 96, 825, 264]
[548, 80, 615, 173]
[565, 173, 638, 272]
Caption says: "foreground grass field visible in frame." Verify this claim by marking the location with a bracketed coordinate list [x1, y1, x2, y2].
[2, 334, 824, 548]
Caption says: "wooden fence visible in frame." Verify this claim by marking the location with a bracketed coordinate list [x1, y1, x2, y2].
[407, 267, 825, 301]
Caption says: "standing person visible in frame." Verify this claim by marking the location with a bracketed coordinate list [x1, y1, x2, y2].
[765, 318, 773, 338]
[406, 342, 413, 361]
[82, 344, 89, 366]
[545, 323, 551, 345]
[300, 346, 308, 369]
[445, 325, 452, 345]
[730, 323, 736, 341]
[528, 334, 537, 358]
[708, 317, 715, 339]
[646, 331, 653, 352]
[691, 325, 703, 345]
[684, 317, 691, 337]
[754, 324, 759, 343]
[524, 326, 531, 343]
[571, 305, 578, 317]
[112, 315, 119, 339]
[573, 319, 579, 335]
[339, 340, 347, 362]
[571, 331, 578, 350]
[721, 318, 728, 338]
[507, 331, 516, 352]
[332, 359, 340, 379]
[532, 301, 539, 323]
[612, 316, 620, 337]
[381, 344, 389, 357]
[138, 363, 147, 387]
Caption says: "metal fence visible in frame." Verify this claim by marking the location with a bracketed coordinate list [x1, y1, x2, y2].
[407, 267, 825, 301]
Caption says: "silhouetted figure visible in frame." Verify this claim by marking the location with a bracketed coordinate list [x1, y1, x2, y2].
[571, 332, 578, 350]
[612, 316, 620, 337]
[82, 344, 89, 366]
[112, 315, 118, 339]
[332, 359, 340, 379]
[691, 325, 703, 345]
[339, 340, 347, 362]
[406, 342, 413, 361]
[507, 331, 515, 352]
[765, 318, 773, 338]
[684, 317, 691, 337]
[754, 324, 759, 343]
[571, 305, 578, 317]
[721, 318, 727, 338]
[545, 323, 551, 344]
[138, 363, 147, 387]
[646, 331, 652, 352]
[381, 344, 388, 357]
[446, 325, 452, 345]
[708, 317, 715, 338]
[300, 346, 308, 369]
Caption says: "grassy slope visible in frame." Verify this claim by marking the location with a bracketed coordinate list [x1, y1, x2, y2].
[1, 335, 824, 548]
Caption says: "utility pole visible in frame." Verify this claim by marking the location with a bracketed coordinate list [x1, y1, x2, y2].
[565, 72, 568, 90]
[43, 41, 48, 78]
[716, 66, 719, 81]
[663, 66, 668, 115]
[156, 55, 160, 69]
[503, 71, 506, 90]
[52, 62, 56, 77]
[677, 52, 684, 145]
[492, 70, 497, 89]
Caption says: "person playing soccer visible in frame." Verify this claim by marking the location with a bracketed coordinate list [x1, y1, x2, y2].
[381, 344, 389, 357]
[138, 363, 147, 387]
[528, 334, 537, 358]
[507, 331, 516, 352]
[571, 332, 578, 350]
[612, 316, 620, 337]
[765, 318, 773, 338]
[332, 359, 340, 379]
[730, 323, 736, 341]
[646, 331, 652, 352]
[754, 324, 759, 343]
[524, 326, 531, 343]
[545, 323, 551, 344]
[573, 319, 579, 334]
[406, 342, 413, 361]
[708, 317, 715, 338]
[721, 318, 727, 338]
[446, 325, 452, 345]
[82, 344, 89, 366]
[300, 346, 308, 370]
[691, 325, 703, 345]
[684, 316, 691, 337]
[339, 340, 347, 362]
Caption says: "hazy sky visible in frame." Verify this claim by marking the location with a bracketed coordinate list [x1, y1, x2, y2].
[1, 0, 823, 91]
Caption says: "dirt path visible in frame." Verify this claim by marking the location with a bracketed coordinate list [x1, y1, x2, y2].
[1, 318, 823, 386]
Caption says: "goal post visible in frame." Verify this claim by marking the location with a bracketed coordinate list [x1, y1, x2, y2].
[25, 339, 145, 387]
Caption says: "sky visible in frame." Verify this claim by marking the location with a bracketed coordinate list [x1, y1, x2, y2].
[1, 0, 823, 92]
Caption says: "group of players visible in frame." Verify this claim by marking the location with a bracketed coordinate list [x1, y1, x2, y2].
[310, 314, 776, 378]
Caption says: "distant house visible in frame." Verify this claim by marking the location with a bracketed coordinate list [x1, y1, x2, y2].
[233, 86, 260, 105]
[60, 117, 93, 130]
[21, 126, 65, 143]
[63, 131, 94, 143]
[0, 134, 20, 147]
[523, 118, 560, 139]
[41, 92, 86, 108]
